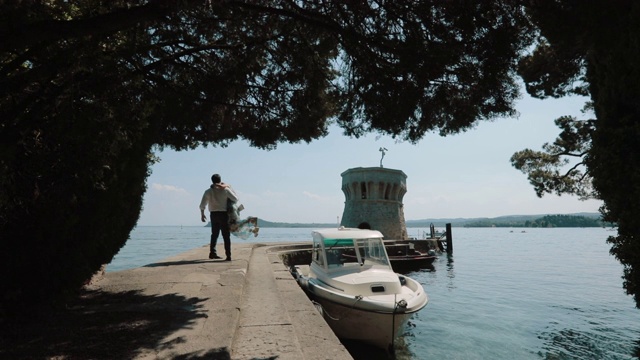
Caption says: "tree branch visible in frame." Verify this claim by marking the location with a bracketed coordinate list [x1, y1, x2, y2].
[560, 161, 585, 179]
[0, 1, 207, 52]
[550, 150, 589, 158]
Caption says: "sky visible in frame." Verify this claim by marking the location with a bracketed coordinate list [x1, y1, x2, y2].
[137, 92, 603, 226]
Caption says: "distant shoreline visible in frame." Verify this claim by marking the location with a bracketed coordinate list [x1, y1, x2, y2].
[177, 212, 608, 229]
[258, 212, 606, 228]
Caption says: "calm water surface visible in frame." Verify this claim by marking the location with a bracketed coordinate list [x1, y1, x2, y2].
[108, 226, 640, 359]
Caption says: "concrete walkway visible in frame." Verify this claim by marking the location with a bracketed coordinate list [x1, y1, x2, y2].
[84, 242, 353, 359]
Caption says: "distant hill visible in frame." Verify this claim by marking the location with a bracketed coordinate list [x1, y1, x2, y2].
[462, 213, 607, 228]
[408, 212, 605, 228]
[252, 212, 605, 228]
[257, 219, 337, 228]
[204, 219, 336, 228]
[406, 212, 604, 227]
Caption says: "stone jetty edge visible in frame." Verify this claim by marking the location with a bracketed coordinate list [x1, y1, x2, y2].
[85, 241, 354, 360]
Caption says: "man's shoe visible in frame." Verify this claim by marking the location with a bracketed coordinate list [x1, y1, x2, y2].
[225, 257, 231, 261]
[209, 253, 222, 259]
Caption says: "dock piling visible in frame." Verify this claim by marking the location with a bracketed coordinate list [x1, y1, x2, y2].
[445, 223, 453, 255]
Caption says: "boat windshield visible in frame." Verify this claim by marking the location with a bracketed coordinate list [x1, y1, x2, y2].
[318, 237, 390, 269]
[355, 237, 390, 267]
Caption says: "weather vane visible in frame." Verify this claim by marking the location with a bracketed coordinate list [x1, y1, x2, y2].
[379, 147, 388, 168]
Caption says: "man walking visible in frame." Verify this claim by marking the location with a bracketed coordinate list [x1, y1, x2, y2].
[200, 174, 238, 261]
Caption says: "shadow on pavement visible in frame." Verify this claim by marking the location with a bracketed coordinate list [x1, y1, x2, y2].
[0, 288, 229, 359]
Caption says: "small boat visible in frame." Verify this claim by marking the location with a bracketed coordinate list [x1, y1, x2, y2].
[292, 228, 429, 351]
[384, 243, 437, 273]
[341, 243, 437, 273]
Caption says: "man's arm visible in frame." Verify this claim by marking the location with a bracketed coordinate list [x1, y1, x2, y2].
[216, 182, 239, 202]
[225, 186, 239, 203]
[199, 191, 208, 222]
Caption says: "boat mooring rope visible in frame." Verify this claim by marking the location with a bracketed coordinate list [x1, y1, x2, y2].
[390, 296, 408, 354]
[391, 294, 398, 353]
[311, 295, 363, 321]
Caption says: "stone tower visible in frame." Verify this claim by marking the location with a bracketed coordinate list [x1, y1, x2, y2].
[340, 167, 408, 240]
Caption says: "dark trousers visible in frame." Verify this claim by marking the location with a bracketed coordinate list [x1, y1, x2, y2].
[210, 211, 231, 257]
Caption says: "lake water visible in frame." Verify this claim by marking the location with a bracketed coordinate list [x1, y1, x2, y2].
[107, 226, 640, 359]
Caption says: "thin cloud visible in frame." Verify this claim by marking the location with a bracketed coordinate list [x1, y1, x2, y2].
[151, 183, 188, 194]
[262, 190, 287, 198]
[303, 191, 325, 201]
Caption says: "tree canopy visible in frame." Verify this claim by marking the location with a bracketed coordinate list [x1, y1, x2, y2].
[513, 1, 640, 307]
[0, 1, 534, 312]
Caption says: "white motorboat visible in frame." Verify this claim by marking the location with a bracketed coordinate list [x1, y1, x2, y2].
[292, 228, 429, 351]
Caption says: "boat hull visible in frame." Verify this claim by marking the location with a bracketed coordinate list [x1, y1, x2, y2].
[297, 271, 428, 350]
[310, 292, 416, 350]
[389, 254, 436, 273]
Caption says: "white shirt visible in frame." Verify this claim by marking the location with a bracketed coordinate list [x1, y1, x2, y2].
[199, 185, 239, 212]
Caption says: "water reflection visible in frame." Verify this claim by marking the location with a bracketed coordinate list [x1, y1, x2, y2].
[343, 336, 414, 360]
[537, 326, 640, 359]
[446, 254, 456, 289]
[395, 263, 435, 275]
